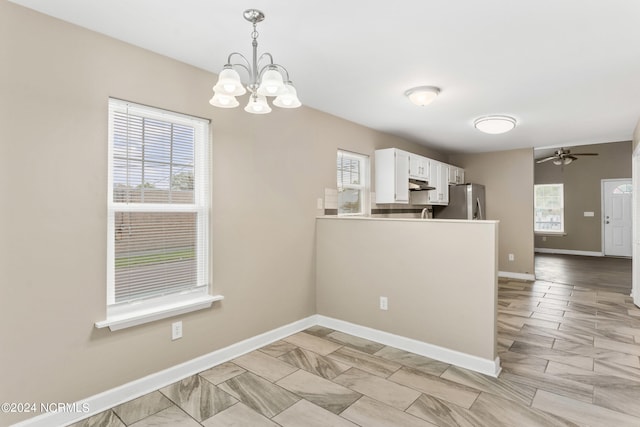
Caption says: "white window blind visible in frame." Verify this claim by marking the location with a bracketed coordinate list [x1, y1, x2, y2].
[107, 99, 210, 307]
[337, 150, 368, 215]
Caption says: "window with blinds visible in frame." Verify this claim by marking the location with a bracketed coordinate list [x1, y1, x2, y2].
[107, 99, 210, 309]
[337, 150, 369, 215]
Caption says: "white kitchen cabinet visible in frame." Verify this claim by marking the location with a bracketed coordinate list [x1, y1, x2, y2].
[409, 154, 429, 181]
[427, 160, 450, 205]
[375, 148, 410, 204]
[439, 163, 450, 204]
[448, 166, 465, 184]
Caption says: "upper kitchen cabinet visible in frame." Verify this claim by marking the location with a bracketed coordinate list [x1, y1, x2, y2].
[448, 165, 465, 185]
[427, 160, 449, 205]
[375, 148, 460, 206]
[409, 154, 429, 181]
[375, 148, 410, 204]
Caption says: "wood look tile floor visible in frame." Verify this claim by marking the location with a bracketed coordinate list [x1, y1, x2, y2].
[70, 255, 640, 427]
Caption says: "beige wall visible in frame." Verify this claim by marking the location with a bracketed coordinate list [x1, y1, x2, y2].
[0, 3, 445, 424]
[316, 218, 498, 361]
[534, 141, 632, 252]
[449, 149, 535, 276]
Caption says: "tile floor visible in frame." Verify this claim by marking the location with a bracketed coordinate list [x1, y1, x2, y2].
[70, 278, 640, 426]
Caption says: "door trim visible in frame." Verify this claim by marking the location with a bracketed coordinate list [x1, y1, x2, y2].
[601, 178, 632, 257]
[633, 146, 639, 305]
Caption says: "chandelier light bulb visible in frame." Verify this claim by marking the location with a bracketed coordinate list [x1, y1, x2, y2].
[244, 94, 272, 114]
[209, 93, 239, 108]
[273, 83, 302, 108]
[258, 69, 287, 96]
[213, 67, 246, 96]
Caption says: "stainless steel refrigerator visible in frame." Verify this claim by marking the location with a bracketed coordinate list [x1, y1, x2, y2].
[433, 184, 486, 220]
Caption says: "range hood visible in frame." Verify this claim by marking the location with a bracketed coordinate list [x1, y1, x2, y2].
[409, 178, 435, 191]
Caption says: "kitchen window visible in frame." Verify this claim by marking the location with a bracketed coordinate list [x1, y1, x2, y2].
[534, 183, 564, 232]
[97, 99, 217, 331]
[337, 150, 369, 215]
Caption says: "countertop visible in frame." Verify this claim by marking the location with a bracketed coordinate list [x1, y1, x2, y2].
[316, 216, 499, 224]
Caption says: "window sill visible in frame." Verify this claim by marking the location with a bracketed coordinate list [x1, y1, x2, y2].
[535, 231, 567, 236]
[95, 294, 224, 331]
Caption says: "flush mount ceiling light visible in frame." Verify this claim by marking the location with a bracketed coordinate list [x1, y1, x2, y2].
[405, 86, 440, 106]
[474, 115, 517, 134]
[209, 9, 301, 114]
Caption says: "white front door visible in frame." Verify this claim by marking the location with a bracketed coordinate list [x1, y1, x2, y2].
[602, 179, 632, 257]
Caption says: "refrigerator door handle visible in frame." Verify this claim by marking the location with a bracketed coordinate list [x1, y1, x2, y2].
[475, 197, 483, 220]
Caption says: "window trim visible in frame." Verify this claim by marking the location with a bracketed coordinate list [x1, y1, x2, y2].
[95, 294, 223, 331]
[97, 99, 219, 331]
[337, 149, 370, 216]
[534, 183, 565, 233]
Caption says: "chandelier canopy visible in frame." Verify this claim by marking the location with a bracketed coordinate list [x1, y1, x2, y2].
[209, 9, 301, 114]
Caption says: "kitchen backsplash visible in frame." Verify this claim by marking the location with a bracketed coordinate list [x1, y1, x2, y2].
[323, 188, 430, 218]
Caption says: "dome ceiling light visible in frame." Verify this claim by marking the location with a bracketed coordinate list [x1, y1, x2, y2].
[405, 86, 440, 107]
[474, 115, 517, 134]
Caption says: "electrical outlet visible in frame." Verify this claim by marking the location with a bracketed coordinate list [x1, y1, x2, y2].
[508, 253, 515, 261]
[542, 236, 547, 242]
[172, 321, 183, 340]
[379, 296, 388, 311]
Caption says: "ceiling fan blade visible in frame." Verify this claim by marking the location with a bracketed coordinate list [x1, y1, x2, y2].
[536, 156, 557, 163]
[566, 155, 578, 160]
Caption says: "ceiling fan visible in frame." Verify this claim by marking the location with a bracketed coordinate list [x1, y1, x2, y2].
[535, 148, 598, 165]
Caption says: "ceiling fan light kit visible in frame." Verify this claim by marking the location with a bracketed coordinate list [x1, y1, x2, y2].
[209, 9, 301, 114]
[474, 115, 517, 134]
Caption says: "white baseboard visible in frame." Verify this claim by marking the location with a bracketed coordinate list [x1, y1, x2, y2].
[316, 315, 501, 378]
[498, 271, 535, 281]
[535, 248, 604, 257]
[14, 314, 502, 426]
[12, 316, 318, 427]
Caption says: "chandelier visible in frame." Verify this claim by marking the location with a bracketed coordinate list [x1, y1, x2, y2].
[209, 9, 301, 114]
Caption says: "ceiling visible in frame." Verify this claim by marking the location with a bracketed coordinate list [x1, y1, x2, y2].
[10, 0, 640, 154]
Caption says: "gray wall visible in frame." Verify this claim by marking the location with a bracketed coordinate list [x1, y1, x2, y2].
[0, 3, 444, 424]
[534, 141, 632, 253]
[450, 148, 535, 276]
